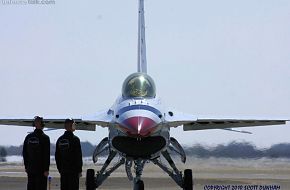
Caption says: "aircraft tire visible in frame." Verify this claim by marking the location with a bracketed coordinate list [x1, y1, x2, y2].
[86, 169, 96, 190]
[183, 169, 193, 190]
[134, 180, 144, 190]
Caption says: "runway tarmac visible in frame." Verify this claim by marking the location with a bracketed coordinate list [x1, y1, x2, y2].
[0, 157, 289, 190]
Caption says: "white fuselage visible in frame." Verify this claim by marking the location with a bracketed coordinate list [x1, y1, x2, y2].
[108, 96, 170, 159]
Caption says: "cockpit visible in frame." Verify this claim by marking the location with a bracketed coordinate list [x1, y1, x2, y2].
[122, 73, 156, 98]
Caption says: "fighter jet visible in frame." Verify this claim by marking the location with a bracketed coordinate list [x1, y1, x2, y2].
[0, 0, 288, 190]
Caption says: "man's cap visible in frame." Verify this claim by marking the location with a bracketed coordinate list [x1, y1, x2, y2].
[64, 118, 75, 124]
[33, 116, 44, 127]
[34, 116, 43, 121]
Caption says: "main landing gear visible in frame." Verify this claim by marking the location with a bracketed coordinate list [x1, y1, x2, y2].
[86, 137, 193, 190]
[152, 150, 193, 190]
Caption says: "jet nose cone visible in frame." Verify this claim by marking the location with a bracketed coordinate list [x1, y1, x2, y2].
[122, 116, 158, 137]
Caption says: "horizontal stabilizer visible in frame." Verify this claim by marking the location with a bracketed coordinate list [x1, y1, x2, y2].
[222, 128, 252, 134]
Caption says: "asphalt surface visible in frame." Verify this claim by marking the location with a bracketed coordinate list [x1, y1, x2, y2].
[0, 158, 289, 190]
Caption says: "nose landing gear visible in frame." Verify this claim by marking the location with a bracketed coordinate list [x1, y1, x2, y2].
[132, 159, 146, 190]
[134, 180, 144, 190]
[86, 138, 193, 190]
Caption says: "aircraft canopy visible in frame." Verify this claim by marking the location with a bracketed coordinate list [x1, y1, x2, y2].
[122, 73, 156, 98]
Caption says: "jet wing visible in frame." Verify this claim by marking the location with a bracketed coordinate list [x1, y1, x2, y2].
[182, 118, 288, 131]
[0, 118, 96, 131]
[164, 110, 288, 131]
[0, 110, 114, 131]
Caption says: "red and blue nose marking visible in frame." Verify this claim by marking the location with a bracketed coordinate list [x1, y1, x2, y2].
[122, 116, 157, 136]
[117, 105, 162, 137]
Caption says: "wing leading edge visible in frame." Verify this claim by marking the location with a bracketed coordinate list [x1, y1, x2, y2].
[164, 110, 288, 131]
[0, 118, 96, 131]
[0, 110, 114, 131]
[183, 118, 287, 131]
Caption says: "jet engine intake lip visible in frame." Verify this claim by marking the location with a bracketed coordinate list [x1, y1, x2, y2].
[112, 136, 166, 159]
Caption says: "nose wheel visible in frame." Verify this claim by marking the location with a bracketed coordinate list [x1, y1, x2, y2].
[134, 180, 144, 190]
[132, 159, 146, 190]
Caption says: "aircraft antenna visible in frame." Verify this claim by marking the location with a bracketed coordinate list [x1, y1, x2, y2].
[137, 0, 147, 73]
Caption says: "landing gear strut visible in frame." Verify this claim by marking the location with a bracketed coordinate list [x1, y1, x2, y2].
[86, 150, 125, 190]
[132, 159, 146, 190]
[152, 150, 193, 190]
[86, 139, 193, 189]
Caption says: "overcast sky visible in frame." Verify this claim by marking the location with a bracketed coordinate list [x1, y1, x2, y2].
[0, 0, 289, 148]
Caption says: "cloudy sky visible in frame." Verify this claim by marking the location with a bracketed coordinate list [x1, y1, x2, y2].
[0, 0, 289, 148]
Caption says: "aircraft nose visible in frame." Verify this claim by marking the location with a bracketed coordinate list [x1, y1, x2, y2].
[121, 116, 158, 137]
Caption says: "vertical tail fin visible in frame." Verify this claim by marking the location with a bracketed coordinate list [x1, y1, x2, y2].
[137, 0, 147, 73]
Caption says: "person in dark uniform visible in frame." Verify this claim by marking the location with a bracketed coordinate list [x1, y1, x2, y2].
[23, 116, 50, 190]
[55, 118, 83, 190]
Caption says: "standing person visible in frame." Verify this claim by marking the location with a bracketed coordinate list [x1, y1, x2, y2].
[23, 116, 50, 190]
[55, 118, 83, 190]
